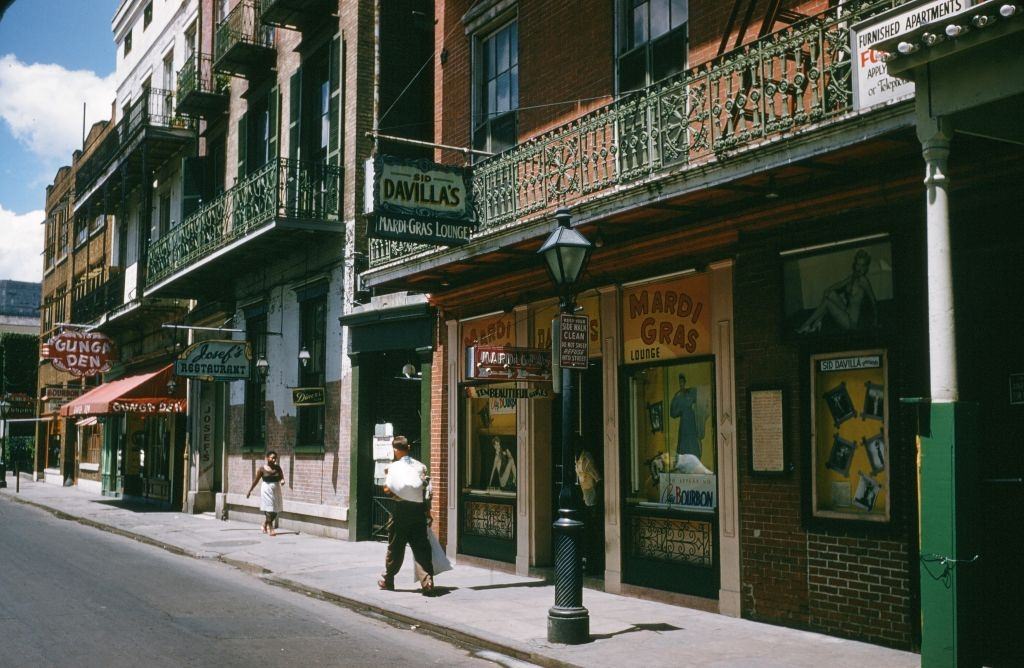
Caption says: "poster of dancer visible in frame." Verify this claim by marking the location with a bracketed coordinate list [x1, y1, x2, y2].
[811, 350, 890, 523]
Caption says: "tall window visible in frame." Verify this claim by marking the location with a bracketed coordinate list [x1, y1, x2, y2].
[184, 21, 197, 60]
[158, 193, 171, 236]
[124, 30, 133, 57]
[143, 2, 153, 29]
[244, 313, 268, 450]
[474, 21, 518, 156]
[296, 293, 326, 449]
[619, 0, 688, 93]
[247, 92, 272, 173]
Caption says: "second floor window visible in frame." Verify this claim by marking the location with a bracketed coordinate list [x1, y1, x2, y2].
[619, 0, 688, 93]
[144, 2, 153, 29]
[474, 20, 518, 156]
[244, 312, 268, 450]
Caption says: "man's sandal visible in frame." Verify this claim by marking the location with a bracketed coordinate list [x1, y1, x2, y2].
[420, 574, 434, 593]
[378, 578, 394, 591]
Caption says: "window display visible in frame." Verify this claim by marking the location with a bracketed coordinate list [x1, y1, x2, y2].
[810, 350, 890, 522]
[464, 396, 517, 495]
[627, 359, 716, 513]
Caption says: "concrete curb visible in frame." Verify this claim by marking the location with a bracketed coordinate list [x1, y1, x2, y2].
[0, 491, 575, 668]
[265, 574, 581, 668]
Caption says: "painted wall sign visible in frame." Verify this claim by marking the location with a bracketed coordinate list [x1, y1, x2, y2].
[465, 384, 553, 400]
[42, 386, 84, 401]
[174, 339, 252, 381]
[371, 155, 475, 246]
[466, 346, 552, 382]
[44, 331, 114, 378]
[559, 314, 590, 370]
[461, 313, 516, 352]
[292, 387, 325, 406]
[622, 273, 711, 364]
[851, 0, 979, 109]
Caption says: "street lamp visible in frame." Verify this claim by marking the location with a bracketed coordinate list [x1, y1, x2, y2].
[537, 207, 592, 644]
[255, 355, 270, 380]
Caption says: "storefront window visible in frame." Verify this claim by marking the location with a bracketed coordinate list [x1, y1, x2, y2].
[626, 359, 716, 511]
[464, 396, 518, 494]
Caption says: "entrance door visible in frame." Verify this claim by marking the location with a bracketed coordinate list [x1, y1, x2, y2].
[956, 223, 1023, 666]
[621, 358, 719, 598]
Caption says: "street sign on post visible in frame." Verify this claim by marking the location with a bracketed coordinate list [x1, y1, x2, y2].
[559, 314, 589, 370]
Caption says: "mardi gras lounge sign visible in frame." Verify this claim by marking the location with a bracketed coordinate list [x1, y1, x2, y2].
[45, 331, 114, 378]
[622, 273, 711, 364]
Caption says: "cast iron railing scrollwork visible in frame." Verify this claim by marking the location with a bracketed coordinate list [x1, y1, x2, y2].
[215, 0, 276, 64]
[146, 158, 342, 286]
[369, 0, 911, 268]
[177, 53, 229, 103]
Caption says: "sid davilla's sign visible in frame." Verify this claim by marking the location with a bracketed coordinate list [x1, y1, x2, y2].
[371, 155, 475, 246]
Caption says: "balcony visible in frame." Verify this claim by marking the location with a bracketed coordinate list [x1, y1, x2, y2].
[214, 0, 276, 79]
[366, 0, 915, 275]
[176, 53, 229, 117]
[75, 88, 196, 215]
[260, 0, 332, 31]
[70, 272, 125, 325]
[145, 158, 342, 298]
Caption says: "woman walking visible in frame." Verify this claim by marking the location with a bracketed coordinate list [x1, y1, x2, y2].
[246, 451, 285, 536]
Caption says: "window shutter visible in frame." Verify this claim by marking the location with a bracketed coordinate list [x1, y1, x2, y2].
[236, 112, 247, 180]
[181, 156, 204, 219]
[288, 67, 303, 163]
[268, 84, 280, 163]
[327, 34, 342, 167]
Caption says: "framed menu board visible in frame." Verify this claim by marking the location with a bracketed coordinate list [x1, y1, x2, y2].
[748, 387, 787, 475]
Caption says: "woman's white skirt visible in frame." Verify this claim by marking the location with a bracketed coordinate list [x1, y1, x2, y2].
[260, 480, 283, 513]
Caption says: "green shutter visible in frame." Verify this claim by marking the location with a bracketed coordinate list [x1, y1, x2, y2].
[327, 34, 342, 167]
[181, 156, 204, 219]
[236, 112, 247, 179]
[288, 67, 303, 163]
[268, 84, 279, 163]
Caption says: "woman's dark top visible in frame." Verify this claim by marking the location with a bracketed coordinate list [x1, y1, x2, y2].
[261, 466, 283, 483]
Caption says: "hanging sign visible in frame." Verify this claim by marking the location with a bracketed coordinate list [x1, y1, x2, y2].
[559, 314, 589, 370]
[370, 155, 475, 246]
[43, 331, 115, 378]
[622, 273, 711, 364]
[851, 0, 980, 110]
[292, 387, 325, 406]
[533, 294, 601, 354]
[1, 392, 35, 418]
[466, 346, 552, 382]
[42, 386, 85, 401]
[108, 398, 186, 414]
[174, 340, 252, 381]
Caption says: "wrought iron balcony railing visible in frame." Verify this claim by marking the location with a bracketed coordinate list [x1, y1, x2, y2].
[369, 0, 911, 269]
[214, 0, 275, 73]
[176, 53, 229, 110]
[146, 158, 342, 286]
[75, 87, 196, 199]
[70, 272, 125, 325]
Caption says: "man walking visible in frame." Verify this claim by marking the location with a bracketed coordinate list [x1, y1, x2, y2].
[378, 435, 434, 593]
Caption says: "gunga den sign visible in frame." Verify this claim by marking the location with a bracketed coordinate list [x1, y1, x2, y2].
[174, 340, 252, 382]
[44, 331, 115, 378]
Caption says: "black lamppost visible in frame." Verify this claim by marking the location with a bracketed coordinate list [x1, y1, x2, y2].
[538, 207, 592, 644]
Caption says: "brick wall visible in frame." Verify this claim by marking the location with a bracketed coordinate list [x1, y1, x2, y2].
[430, 316, 449, 547]
[733, 210, 927, 649]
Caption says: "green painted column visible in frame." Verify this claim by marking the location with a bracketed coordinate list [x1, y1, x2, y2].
[917, 401, 978, 667]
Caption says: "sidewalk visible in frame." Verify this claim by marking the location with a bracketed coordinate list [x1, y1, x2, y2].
[1, 475, 918, 668]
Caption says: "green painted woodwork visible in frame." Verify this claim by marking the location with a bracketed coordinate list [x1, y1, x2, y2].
[917, 401, 978, 667]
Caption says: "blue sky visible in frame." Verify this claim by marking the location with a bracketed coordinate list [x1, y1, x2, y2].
[0, 0, 119, 281]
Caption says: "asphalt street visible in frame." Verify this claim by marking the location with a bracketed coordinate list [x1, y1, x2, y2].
[0, 499, 498, 668]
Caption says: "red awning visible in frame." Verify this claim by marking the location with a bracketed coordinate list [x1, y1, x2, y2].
[60, 364, 186, 417]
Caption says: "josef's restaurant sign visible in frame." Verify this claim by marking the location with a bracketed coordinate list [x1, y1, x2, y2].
[622, 273, 711, 363]
[43, 331, 114, 378]
[174, 340, 252, 382]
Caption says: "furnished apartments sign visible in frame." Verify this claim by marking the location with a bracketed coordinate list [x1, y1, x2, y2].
[174, 340, 252, 382]
[370, 155, 475, 246]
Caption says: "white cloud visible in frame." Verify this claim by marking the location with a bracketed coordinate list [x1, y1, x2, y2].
[0, 203, 45, 282]
[0, 54, 116, 165]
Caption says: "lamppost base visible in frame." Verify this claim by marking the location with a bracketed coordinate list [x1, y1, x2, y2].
[547, 605, 590, 644]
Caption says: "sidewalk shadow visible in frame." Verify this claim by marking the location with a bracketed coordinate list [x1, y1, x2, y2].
[468, 580, 550, 591]
[391, 586, 456, 597]
[589, 622, 683, 641]
[91, 499, 173, 514]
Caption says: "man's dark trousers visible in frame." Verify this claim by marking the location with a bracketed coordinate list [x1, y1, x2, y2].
[383, 500, 433, 583]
